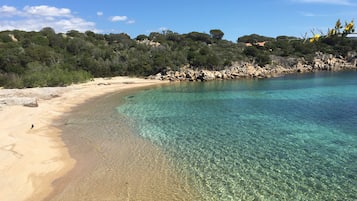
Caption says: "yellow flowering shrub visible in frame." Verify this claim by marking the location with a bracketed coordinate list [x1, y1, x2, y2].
[344, 20, 354, 33]
[309, 34, 321, 43]
[309, 19, 355, 43]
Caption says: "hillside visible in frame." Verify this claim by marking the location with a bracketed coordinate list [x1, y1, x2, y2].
[0, 27, 356, 88]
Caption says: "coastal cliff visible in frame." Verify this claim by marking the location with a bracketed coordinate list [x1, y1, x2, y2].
[149, 52, 357, 81]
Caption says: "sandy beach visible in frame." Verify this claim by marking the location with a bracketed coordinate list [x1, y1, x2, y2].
[0, 77, 168, 201]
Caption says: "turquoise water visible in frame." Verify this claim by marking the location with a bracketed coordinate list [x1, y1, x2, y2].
[117, 71, 357, 201]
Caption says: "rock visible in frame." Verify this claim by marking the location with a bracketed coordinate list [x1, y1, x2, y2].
[214, 71, 223, 79]
[23, 99, 38, 107]
[97, 82, 105, 85]
[147, 51, 357, 81]
[199, 70, 215, 81]
[0, 97, 39, 107]
[148, 73, 163, 80]
[154, 73, 162, 80]
[185, 69, 196, 81]
[245, 65, 256, 76]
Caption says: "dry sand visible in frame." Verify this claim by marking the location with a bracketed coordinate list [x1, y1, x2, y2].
[0, 77, 167, 201]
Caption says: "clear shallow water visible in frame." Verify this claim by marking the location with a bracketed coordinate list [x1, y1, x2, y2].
[117, 71, 357, 201]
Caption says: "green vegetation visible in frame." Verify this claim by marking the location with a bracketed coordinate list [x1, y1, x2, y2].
[0, 21, 356, 88]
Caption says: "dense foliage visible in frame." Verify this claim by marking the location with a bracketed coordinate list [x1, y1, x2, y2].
[0, 26, 356, 88]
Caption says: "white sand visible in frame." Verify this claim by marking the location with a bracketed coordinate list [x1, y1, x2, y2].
[0, 77, 165, 201]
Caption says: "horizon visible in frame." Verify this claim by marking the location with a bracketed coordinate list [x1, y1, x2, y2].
[0, 0, 356, 42]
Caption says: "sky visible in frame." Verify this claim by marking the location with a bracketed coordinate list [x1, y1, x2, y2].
[0, 0, 356, 41]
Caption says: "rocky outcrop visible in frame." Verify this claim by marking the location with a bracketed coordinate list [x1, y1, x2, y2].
[0, 87, 66, 108]
[148, 52, 357, 82]
[0, 97, 38, 107]
[312, 52, 356, 71]
[149, 63, 290, 81]
[136, 39, 160, 47]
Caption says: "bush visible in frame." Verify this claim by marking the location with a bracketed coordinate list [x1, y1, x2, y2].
[20, 67, 92, 88]
[1, 25, 356, 88]
[0, 73, 24, 88]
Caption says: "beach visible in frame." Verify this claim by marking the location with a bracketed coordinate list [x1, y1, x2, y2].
[1, 73, 356, 200]
[0, 77, 185, 201]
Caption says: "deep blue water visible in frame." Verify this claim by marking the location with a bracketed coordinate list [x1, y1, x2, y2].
[117, 71, 357, 200]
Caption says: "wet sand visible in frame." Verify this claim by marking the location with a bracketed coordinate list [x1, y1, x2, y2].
[0, 77, 201, 201]
[47, 89, 202, 200]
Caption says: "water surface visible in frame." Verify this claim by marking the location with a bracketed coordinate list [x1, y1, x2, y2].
[117, 71, 357, 200]
[48, 89, 201, 201]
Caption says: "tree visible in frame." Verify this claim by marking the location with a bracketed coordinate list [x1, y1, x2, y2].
[1, 24, 356, 88]
[40, 27, 56, 36]
[136, 34, 148, 41]
[243, 46, 259, 57]
[165, 31, 182, 42]
[66, 37, 88, 55]
[210, 29, 224, 40]
[237, 34, 274, 43]
[66, 30, 83, 38]
[85, 30, 96, 38]
[185, 32, 212, 44]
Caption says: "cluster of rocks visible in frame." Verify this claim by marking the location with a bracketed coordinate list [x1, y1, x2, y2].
[149, 64, 289, 82]
[136, 39, 160, 47]
[0, 97, 38, 107]
[148, 52, 357, 81]
[310, 52, 357, 71]
[0, 87, 64, 108]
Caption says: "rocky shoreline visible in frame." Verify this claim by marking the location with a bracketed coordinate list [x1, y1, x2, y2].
[1, 53, 356, 108]
[149, 52, 357, 81]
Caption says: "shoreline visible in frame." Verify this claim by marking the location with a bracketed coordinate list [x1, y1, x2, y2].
[0, 77, 167, 201]
[46, 86, 202, 200]
[2, 69, 355, 200]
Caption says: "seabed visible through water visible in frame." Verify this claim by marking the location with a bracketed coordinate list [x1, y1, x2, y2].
[118, 71, 357, 200]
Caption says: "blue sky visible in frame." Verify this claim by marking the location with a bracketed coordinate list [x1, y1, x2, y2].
[0, 0, 356, 41]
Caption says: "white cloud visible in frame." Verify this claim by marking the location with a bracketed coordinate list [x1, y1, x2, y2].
[126, 19, 135, 24]
[0, 5, 17, 13]
[56, 18, 97, 32]
[0, 5, 18, 16]
[109, 15, 135, 24]
[97, 11, 103, 16]
[293, 0, 354, 5]
[0, 5, 98, 33]
[110, 15, 128, 22]
[23, 5, 71, 17]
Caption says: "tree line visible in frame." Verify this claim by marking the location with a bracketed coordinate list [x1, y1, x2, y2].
[0, 25, 356, 88]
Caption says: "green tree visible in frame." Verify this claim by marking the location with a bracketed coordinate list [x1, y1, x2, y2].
[185, 32, 212, 44]
[210, 29, 224, 40]
[40, 27, 56, 36]
[237, 34, 274, 43]
[136, 34, 148, 41]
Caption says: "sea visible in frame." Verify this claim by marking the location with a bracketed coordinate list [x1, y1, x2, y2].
[117, 71, 357, 201]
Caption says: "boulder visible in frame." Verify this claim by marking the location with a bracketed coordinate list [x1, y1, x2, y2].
[154, 73, 162, 80]
[214, 71, 223, 79]
[199, 70, 215, 81]
[0, 97, 39, 107]
[23, 99, 39, 107]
